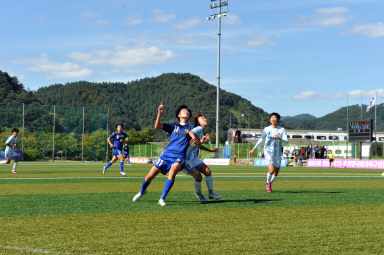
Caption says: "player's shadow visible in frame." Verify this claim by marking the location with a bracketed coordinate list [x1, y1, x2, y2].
[276, 191, 344, 194]
[182, 198, 282, 205]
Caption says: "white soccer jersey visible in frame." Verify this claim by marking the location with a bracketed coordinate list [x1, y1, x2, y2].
[185, 126, 204, 161]
[5, 135, 17, 150]
[253, 125, 288, 158]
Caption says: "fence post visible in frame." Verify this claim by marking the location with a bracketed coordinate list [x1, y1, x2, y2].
[52, 105, 55, 162]
[82, 107, 84, 162]
[22, 103, 25, 160]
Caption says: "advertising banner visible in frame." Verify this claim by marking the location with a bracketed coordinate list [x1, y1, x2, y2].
[307, 159, 384, 169]
[203, 158, 231, 165]
[253, 158, 288, 167]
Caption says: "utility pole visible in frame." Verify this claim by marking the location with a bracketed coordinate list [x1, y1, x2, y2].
[208, 0, 228, 157]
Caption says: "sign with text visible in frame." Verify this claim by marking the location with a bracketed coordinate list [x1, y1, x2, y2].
[348, 120, 373, 142]
[203, 158, 231, 165]
[307, 159, 384, 169]
[253, 158, 288, 167]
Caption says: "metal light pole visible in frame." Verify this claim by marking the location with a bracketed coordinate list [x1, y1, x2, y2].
[208, 0, 228, 157]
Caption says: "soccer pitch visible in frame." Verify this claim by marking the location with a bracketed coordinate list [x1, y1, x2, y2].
[0, 163, 383, 254]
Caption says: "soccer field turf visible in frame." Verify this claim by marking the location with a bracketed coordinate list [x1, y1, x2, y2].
[0, 162, 383, 254]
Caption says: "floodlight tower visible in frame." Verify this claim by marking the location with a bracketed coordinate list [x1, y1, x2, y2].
[208, 0, 228, 157]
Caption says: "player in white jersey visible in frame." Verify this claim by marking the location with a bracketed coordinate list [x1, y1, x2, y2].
[183, 114, 222, 202]
[249, 113, 288, 192]
[0, 128, 20, 174]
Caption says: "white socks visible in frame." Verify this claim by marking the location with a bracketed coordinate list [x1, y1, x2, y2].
[205, 175, 214, 194]
[0, 160, 7, 164]
[12, 162, 18, 172]
[194, 180, 202, 194]
[267, 172, 272, 184]
[270, 174, 277, 183]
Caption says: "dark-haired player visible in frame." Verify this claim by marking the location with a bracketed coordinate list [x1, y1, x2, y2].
[132, 102, 197, 206]
[249, 113, 288, 192]
[0, 128, 20, 174]
[103, 124, 127, 176]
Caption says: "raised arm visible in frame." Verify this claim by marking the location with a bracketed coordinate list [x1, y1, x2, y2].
[200, 145, 218, 153]
[155, 102, 164, 130]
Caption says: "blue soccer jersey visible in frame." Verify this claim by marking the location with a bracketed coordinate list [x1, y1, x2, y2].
[162, 122, 194, 160]
[109, 132, 127, 151]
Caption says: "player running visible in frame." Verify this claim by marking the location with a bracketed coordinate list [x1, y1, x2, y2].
[103, 124, 128, 176]
[132, 103, 197, 206]
[183, 113, 222, 202]
[0, 128, 20, 174]
[249, 112, 288, 192]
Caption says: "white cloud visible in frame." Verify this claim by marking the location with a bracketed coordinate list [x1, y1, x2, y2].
[351, 23, 384, 38]
[173, 17, 201, 30]
[67, 45, 177, 72]
[293, 89, 384, 101]
[12, 54, 92, 79]
[304, 6, 349, 26]
[223, 14, 242, 25]
[153, 9, 176, 23]
[245, 35, 275, 47]
[81, 10, 103, 19]
[316, 7, 348, 14]
[125, 14, 142, 25]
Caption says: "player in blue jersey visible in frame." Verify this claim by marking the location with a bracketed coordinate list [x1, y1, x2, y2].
[249, 113, 288, 192]
[0, 128, 20, 174]
[132, 102, 197, 206]
[183, 114, 222, 202]
[103, 124, 128, 176]
[123, 138, 131, 166]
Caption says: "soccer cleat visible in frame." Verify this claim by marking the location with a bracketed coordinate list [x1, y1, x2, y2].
[102, 166, 107, 175]
[194, 192, 208, 203]
[120, 171, 127, 176]
[132, 191, 146, 202]
[158, 199, 167, 206]
[11, 171, 19, 174]
[266, 183, 272, 192]
[208, 192, 222, 200]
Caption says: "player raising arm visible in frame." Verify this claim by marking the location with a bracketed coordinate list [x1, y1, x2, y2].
[132, 103, 197, 206]
[103, 124, 128, 176]
[0, 128, 20, 174]
[249, 112, 288, 192]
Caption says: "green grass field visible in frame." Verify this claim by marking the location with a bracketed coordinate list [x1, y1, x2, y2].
[0, 162, 383, 254]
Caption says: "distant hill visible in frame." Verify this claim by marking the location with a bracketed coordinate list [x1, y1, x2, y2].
[281, 114, 316, 123]
[287, 104, 384, 131]
[34, 73, 270, 142]
[0, 71, 40, 104]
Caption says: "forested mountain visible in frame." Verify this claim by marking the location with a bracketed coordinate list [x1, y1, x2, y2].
[0, 71, 39, 104]
[287, 104, 384, 131]
[281, 114, 316, 123]
[35, 73, 270, 142]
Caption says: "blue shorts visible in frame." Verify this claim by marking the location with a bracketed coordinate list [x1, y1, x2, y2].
[113, 148, 123, 157]
[154, 155, 185, 175]
[123, 152, 129, 158]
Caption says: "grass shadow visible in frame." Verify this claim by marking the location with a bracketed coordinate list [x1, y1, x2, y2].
[276, 191, 344, 194]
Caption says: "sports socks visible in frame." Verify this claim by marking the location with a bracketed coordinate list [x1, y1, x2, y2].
[270, 174, 277, 183]
[12, 162, 18, 172]
[0, 161, 7, 164]
[267, 172, 272, 184]
[160, 179, 174, 200]
[205, 175, 214, 194]
[194, 180, 202, 194]
[104, 161, 112, 169]
[120, 161, 124, 172]
[140, 179, 151, 194]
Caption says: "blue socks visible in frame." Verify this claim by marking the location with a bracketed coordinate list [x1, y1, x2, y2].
[160, 179, 174, 200]
[105, 161, 112, 169]
[120, 161, 124, 172]
[140, 179, 151, 194]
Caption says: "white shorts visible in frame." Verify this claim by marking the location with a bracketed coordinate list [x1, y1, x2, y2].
[182, 158, 205, 175]
[4, 148, 16, 160]
[265, 154, 281, 168]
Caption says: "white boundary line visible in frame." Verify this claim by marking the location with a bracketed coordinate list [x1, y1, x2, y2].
[0, 175, 382, 180]
[0, 244, 73, 254]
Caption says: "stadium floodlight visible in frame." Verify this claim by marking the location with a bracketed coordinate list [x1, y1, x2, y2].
[208, 0, 228, 157]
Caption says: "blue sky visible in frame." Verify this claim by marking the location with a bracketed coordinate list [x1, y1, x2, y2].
[1, 0, 384, 117]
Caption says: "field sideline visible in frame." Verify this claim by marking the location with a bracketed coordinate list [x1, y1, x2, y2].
[0, 162, 383, 254]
